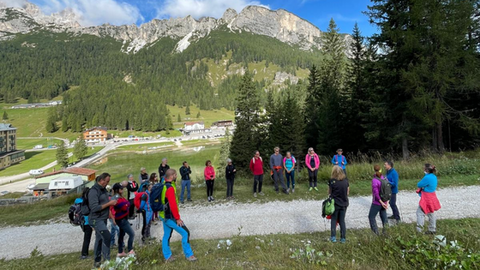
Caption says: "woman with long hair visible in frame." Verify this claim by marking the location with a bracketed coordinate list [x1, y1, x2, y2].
[204, 160, 216, 202]
[368, 165, 389, 235]
[305, 147, 320, 191]
[328, 166, 349, 243]
[416, 164, 441, 234]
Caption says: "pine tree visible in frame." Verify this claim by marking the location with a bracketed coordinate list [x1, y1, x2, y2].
[45, 106, 58, 133]
[196, 111, 201, 118]
[280, 91, 305, 157]
[2, 111, 8, 120]
[304, 65, 321, 150]
[230, 70, 261, 171]
[177, 114, 181, 122]
[217, 127, 231, 177]
[73, 136, 88, 160]
[56, 142, 69, 168]
[185, 105, 191, 115]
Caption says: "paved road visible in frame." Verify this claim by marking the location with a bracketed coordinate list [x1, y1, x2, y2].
[0, 186, 478, 260]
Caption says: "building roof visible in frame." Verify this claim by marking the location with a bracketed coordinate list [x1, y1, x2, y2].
[84, 126, 108, 132]
[0, 123, 16, 131]
[36, 167, 97, 179]
[31, 183, 50, 190]
[184, 121, 204, 126]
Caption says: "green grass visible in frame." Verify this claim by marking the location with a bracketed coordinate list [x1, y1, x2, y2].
[16, 138, 62, 150]
[0, 192, 26, 199]
[115, 142, 174, 151]
[108, 130, 183, 139]
[1, 218, 478, 269]
[0, 150, 57, 177]
[168, 104, 234, 129]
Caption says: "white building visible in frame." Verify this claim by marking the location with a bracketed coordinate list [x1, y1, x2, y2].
[184, 122, 205, 131]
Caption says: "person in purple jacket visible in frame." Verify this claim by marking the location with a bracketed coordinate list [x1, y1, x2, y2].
[368, 165, 389, 235]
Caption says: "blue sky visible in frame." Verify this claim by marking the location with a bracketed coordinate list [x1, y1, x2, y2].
[6, 0, 377, 36]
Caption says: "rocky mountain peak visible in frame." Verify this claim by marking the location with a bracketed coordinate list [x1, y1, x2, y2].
[221, 8, 238, 23]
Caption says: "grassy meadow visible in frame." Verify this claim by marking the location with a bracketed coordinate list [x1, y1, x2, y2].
[0, 218, 478, 269]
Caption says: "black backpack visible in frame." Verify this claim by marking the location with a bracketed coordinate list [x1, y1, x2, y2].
[68, 202, 84, 226]
[379, 177, 392, 202]
[150, 182, 168, 212]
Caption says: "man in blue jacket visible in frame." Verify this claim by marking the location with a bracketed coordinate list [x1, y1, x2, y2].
[331, 149, 347, 175]
[385, 161, 400, 222]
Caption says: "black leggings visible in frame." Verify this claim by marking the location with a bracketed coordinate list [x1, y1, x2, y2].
[206, 180, 214, 197]
[308, 169, 318, 187]
[81, 224, 93, 256]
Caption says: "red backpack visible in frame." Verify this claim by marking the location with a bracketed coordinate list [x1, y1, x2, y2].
[134, 192, 148, 210]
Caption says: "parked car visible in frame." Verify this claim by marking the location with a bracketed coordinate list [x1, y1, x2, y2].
[29, 169, 44, 176]
[33, 145, 43, 149]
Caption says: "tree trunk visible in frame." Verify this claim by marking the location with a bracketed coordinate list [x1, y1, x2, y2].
[402, 137, 410, 160]
[437, 121, 445, 153]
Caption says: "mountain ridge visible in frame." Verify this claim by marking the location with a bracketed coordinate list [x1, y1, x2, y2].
[0, 1, 352, 54]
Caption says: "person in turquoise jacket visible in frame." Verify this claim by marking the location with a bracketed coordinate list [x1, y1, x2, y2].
[76, 188, 93, 260]
[283, 152, 296, 193]
[331, 149, 348, 175]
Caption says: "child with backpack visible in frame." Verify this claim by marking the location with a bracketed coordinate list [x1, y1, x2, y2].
[368, 165, 390, 235]
[69, 188, 92, 260]
[111, 183, 135, 257]
[135, 182, 153, 243]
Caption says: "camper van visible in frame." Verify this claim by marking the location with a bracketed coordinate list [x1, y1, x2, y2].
[29, 169, 44, 176]
[48, 176, 84, 196]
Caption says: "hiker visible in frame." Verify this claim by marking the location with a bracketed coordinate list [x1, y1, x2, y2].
[225, 158, 236, 199]
[106, 185, 118, 249]
[111, 183, 135, 257]
[331, 149, 347, 175]
[88, 173, 117, 268]
[149, 173, 159, 221]
[416, 164, 441, 234]
[160, 169, 197, 262]
[249, 150, 264, 198]
[305, 147, 320, 191]
[385, 161, 400, 222]
[328, 166, 349, 243]
[139, 182, 153, 243]
[158, 158, 170, 183]
[270, 147, 288, 194]
[204, 160, 216, 202]
[179, 161, 192, 204]
[124, 175, 139, 219]
[76, 188, 92, 260]
[283, 152, 296, 193]
[139, 167, 149, 184]
[368, 165, 389, 235]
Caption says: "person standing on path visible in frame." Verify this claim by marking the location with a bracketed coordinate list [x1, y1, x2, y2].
[283, 152, 296, 193]
[179, 161, 192, 204]
[305, 147, 320, 191]
[385, 161, 401, 222]
[270, 147, 288, 195]
[331, 149, 347, 175]
[139, 182, 153, 243]
[106, 185, 118, 249]
[368, 165, 389, 235]
[139, 167, 149, 184]
[123, 175, 138, 220]
[76, 188, 92, 260]
[158, 158, 170, 184]
[225, 158, 236, 199]
[111, 183, 135, 257]
[88, 173, 117, 268]
[328, 166, 349, 243]
[416, 164, 441, 234]
[204, 160, 216, 202]
[149, 173, 159, 222]
[160, 169, 197, 262]
[249, 151, 264, 198]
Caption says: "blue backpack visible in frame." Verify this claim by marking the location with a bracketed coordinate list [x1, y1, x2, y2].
[150, 183, 168, 212]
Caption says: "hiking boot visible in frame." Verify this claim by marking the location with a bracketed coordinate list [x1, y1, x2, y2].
[254, 192, 257, 198]
[259, 192, 265, 196]
[388, 215, 395, 219]
[340, 238, 346, 244]
[211, 197, 215, 201]
[314, 187, 319, 191]
[117, 252, 127, 257]
[330, 237, 337, 243]
[186, 255, 198, 262]
[187, 199, 192, 202]
[80, 255, 89, 260]
[208, 196, 211, 202]
[286, 188, 290, 193]
[309, 187, 313, 191]
[291, 188, 295, 193]
[165, 256, 176, 263]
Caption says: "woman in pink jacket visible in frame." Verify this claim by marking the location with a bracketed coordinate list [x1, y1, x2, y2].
[204, 160, 216, 202]
[305, 147, 320, 191]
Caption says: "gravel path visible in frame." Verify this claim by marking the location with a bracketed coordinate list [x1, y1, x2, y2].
[1, 185, 479, 260]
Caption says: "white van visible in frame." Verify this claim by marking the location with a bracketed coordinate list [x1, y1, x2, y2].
[33, 145, 43, 149]
[29, 169, 44, 176]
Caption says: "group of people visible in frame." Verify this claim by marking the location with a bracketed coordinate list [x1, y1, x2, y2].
[327, 161, 441, 243]
[77, 146, 442, 267]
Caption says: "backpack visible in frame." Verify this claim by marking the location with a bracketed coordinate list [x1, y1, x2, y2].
[379, 177, 392, 202]
[68, 202, 84, 226]
[150, 183, 168, 212]
[322, 197, 335, 218]
[134, 191, 147, 210]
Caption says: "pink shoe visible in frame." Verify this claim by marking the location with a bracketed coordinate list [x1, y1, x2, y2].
[117, 252, 127, 257]
[128, 250, 136, 256]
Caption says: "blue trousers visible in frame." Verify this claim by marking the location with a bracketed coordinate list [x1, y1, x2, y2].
[117, 218, 135, 253]
[162, 219, 194, 259]
[180, 180, 191, 202]
[109, 219, 119, 246]
[285, 170, 295, 188]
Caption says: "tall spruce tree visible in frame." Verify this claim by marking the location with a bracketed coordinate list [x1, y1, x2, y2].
[2, 111, 8, 120]
[280, 91, 305, 157]
[45, 106, 58, 133]
[73, 136, 88, 160]
[304, 65, 321, 150]
[230, 71, 261, 171]
[56, 142, 69, 168]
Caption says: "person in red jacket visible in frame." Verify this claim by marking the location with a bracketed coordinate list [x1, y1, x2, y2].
[204, 160, 216, 202]
[249, 150, 264, 198]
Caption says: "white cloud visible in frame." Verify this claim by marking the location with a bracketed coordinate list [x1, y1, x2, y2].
[30, 0, 143, 26]
[0, 0, 28, 8]
[156, 0, 269, 19]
